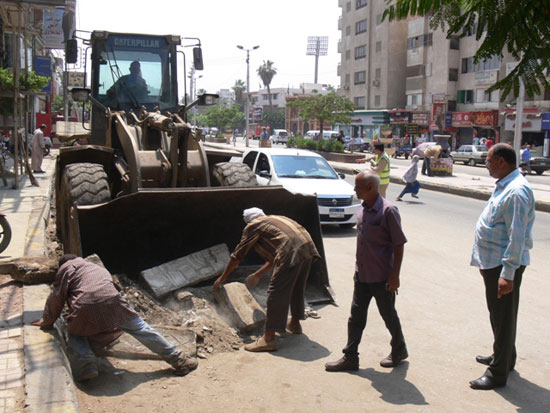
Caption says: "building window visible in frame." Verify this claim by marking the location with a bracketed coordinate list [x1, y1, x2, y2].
[449, 36, 460, 50]
[345, 74, 351, 85]
[374, 95, 381, 106]
[272, 93, 279, 100]
[346, 50, 351, 60]
[447, 100, 457, 111]
[407, 93, 423, 106]
[457, 89, 474, 104]
[346, 1, 351, 12]
[376, 41, 382, 52]
[374, 68, 381, 80]
[354, 96, 366, 109]
[449, 68, 458, 81]
[376, 14, 383, 25]
[461, 57, 475, 74]
[407, 33, 433, 49]
[476, 88, 499, 102]
[263, 95, 269, 101]
[356, 19, 368, 34]
[354, 71, 366, 85]
[346, 26, 351, 36]
[465, 22, 478, 36]
[356, 0, 367, 9]
[355, 45, 367, 59]
[477, 55, 500, 71]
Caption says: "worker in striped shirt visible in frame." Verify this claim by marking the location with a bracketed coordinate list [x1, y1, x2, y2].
[469, 143, 535, 390]
[214, 208, 320, 352]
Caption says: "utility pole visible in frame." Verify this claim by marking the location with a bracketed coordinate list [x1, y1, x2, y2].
[237, 45, 260, 147]
[513, 79, 525, 163]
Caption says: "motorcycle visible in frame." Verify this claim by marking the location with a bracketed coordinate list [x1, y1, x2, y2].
[0, 212, 12, 254]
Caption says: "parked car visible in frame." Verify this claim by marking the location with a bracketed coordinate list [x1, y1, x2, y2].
[304, 130, 342, 140]
[393, 144, 412, 159]
[271, 129, 289, 144]
[450, 145, 488, 166]
[345, 137, 369, 152]
[240, 148, 361, 228]
[529, 156, 550, 175]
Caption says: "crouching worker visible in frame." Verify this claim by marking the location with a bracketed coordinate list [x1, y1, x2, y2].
[214, 208, 320, 352]
[32, 255, 198, 381]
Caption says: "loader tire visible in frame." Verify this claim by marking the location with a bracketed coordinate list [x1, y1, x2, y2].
[212, 162, 258, 187]
[58, 163, 111, 251]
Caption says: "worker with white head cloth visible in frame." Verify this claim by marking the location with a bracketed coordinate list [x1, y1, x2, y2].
[214, 207, 320, 352]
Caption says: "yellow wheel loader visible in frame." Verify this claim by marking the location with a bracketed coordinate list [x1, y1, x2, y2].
[56, 31, 334, 304]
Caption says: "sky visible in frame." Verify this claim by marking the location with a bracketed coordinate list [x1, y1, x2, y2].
[75, 0, 341, 97]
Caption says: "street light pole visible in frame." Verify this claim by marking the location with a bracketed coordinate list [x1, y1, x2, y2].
[237, 44, 259, 147]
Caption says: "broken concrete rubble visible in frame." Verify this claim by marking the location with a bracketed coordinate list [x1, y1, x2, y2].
[214, 282, 266, 332]
[141, 244, 230, 298]
[1, 256, 58, 283]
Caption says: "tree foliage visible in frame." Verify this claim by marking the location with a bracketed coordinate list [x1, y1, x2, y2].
[262, 108, 285, 130]
[287, 92, 355, 137]
[203, 105, 243, 134]
[232, 79, 246, 110]
[257, 60, 277, 108]
[383, 0, 550, 99]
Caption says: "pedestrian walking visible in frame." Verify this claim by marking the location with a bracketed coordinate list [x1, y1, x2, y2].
[260, 127, 270, 148]
[520, 144, 531, 174]
[31, 124, 47, 173]
[396, 155, 420, 201]
[469, 143, 535, 390]
[369, 142, 390, 198]
[325, 171, 408, 372]
[233, 128, 239, 146]
[32, 255, 198, 381]
[214, 208, 320, 352]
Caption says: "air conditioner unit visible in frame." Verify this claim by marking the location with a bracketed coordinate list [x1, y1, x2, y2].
[343, 85, 350, 90]
[372, 79, 380, 87]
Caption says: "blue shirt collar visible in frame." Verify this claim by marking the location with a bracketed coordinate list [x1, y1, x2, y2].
[495, 168, 520, 190]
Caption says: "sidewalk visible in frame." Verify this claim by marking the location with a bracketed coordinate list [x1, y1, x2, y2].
[329, 157, 550, 212]
[0, 152, 79, 412]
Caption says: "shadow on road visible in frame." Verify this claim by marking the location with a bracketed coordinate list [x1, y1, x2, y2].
[356, 363, 429, 406]
[270, 333, 330, 362]
[496, 371, 550, 412]
[321, 226, 357, 238]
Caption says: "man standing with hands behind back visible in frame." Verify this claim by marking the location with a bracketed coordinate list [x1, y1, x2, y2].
[470, 143, 535, 390]
[325, 170, 408, 372]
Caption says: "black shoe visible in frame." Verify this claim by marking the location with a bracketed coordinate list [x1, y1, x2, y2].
[476, 355, 493, 366]
[469, 375, 506, 390]
[325, 356, 359, 372]
[33, 170, 46, 174]
[380, 349, 408, 368]
[74, 362, 99, 382]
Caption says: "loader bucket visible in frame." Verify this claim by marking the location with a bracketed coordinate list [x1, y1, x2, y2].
[72, 186, 334, 304]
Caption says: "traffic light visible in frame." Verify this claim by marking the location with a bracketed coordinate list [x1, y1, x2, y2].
[65, 39, 78, 64]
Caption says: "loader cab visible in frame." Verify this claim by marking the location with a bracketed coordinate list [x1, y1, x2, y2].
[89, 31, 180, 144]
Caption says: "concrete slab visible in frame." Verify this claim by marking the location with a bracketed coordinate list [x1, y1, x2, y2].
[23, 284, 79, 413]
[214, 282, 266, 332]
[141, 244, 230, 298]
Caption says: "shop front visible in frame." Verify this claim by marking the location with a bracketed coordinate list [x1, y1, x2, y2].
[503, 108, 543, 149]
[409, 112, 430, 144]
[452, 112, 474, 147]
[335, 110, 388, 142]
[471, 110, 499, 144]
[542, 113, 550, 157]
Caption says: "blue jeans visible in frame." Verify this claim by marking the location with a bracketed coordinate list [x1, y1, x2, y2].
[68, 316, 180, 366]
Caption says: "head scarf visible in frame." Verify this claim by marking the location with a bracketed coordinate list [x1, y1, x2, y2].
[412, 155, 419, 163]
[243, 207, 265, 223]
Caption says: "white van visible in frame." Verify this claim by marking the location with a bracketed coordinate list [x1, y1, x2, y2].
[304, 130, 341, 140]
[271, 129, 289, 144]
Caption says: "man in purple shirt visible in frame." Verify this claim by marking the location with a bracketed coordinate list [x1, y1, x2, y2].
[325, 171, 408, 372]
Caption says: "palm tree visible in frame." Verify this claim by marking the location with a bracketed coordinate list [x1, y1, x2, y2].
[232, 79, 246, 110]
[257, 60, 277, 109]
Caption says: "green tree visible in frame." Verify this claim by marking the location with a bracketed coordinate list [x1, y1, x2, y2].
[383, 0, 550, 99]
[232, 79, 246, 110]
[287, 92, 355, 138]
[52, 95, 64, 113]
[257, 60, 277, 109]
[204, 105, 242, 135]
[262, 108, 285, 130]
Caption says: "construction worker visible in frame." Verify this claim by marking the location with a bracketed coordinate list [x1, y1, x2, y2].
[370, 142, 391, 198]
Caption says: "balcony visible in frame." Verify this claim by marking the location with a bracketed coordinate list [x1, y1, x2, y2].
[406, 76, 425, 91]
[338, 16, 342, 30]
[338, 0, 344, 7]
[337, 40, 343, 53]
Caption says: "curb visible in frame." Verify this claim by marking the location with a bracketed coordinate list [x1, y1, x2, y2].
[331, 163, 550, 213]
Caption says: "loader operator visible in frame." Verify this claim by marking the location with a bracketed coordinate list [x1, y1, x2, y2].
[106, 60, 149, 107]
[214, 208, 320, 352]
[32, 255, 198, 381]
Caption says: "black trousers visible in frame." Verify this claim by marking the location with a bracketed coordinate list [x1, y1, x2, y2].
[343, 280, 406, 362]
[422, 157, 432, 176]
[481, 265, 525, 382]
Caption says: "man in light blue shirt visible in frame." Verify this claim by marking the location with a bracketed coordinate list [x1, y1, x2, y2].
[470, 143, 535, 390]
